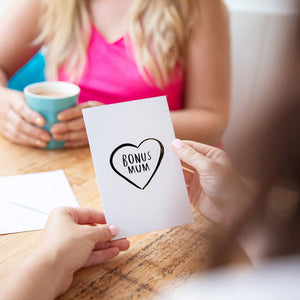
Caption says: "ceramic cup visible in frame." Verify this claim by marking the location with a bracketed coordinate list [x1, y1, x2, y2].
[24, 81, 80, 149]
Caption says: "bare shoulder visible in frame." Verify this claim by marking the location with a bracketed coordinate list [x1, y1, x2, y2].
[197, 0, 229, 18]
[189, 0, 230, 44]
[0, 0, 43, 77]
[2, 0, 42, 20]
[184, 0, 230, 115]
[193, 0, 229, 31]
[0, 0, 43, 44]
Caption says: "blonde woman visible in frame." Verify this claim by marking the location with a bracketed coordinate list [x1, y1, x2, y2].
[0, 0, 230, 148]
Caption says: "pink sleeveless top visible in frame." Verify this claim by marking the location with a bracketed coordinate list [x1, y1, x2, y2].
[58, 26, 184, 110]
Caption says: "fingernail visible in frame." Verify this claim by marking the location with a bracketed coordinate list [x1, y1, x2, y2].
[41, 134, 51, 141]
[172, 139, 184, 150]
[50, 127, 57, 134]
[36, 140, 46, 148]
[35, 117, 44, 126]
[52, 135, 60, 140]
[109, 225, 118, 236]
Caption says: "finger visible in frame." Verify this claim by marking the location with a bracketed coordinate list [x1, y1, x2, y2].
[8, 109, 51, 142]
[183, 140, 225, 160]
[189, 172, 202, 207]
[79, 101, 104, 108]
[90, 224, 118, 244]
[11, 96, 45, 126]
[172, 139, 210, 172]
[5, 122, 47, 148]
[181, 161, 195, 172]
[51, 118, 85, 134]
[64, 207, 107, 225]
[83, 247, 120, 268]
[57, 106, 83, 121]
[52, 130, 87, 141]
[64, 140, 89, 148]
[58, 101, 102, 121]
[93, 239, 130, 252]
[182, 168, 195, 186]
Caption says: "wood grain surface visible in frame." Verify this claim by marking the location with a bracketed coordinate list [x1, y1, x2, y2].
[0, 135, 249, 299]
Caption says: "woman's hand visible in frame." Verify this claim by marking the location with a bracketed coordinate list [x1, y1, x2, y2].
[51, 101, 102, 148]
[172, 139, 252, 230]
[2, 207, 130, 300]
[38, 207, 130, 296]
[0, 88, 51, 147]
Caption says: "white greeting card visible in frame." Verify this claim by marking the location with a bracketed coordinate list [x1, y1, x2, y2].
[83, 96, 193, 239]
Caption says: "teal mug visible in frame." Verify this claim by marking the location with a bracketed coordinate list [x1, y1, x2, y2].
[24, 81, 80, 149]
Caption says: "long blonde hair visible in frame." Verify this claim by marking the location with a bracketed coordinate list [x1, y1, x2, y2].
[38, 0, 197, 88]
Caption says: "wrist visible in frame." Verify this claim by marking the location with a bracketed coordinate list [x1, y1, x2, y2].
[31, 247, 69, 298]
[1, 248, 66, 300]
[225, 184, 254, 231]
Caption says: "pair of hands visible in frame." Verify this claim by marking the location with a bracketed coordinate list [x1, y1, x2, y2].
[35, 140, 251, 299]
[0, 89, 100, 148]
[2, 139, 252, 299]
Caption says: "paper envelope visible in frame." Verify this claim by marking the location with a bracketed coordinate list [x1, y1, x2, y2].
[0, 170, 79, 235]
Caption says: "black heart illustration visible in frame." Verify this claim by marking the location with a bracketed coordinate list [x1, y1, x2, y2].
[110, 138, 164, 190]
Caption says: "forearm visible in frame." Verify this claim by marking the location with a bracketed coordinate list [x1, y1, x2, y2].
[1, 250, 65, 300]
[0, 78, 23, 115]
[171, 108, 228, 145]
[0, 66, 24, 106]
[0, 68, 14, 103]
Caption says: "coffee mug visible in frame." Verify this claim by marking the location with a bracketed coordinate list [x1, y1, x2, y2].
[24, 81, 80, 149]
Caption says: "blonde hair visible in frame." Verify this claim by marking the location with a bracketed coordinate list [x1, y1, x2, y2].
[38, 0, 197, 88]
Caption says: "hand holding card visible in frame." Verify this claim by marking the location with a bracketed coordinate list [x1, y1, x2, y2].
[83, 96, 193, 240]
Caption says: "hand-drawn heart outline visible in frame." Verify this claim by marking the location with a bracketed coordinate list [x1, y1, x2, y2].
[109, 138, 164, 190]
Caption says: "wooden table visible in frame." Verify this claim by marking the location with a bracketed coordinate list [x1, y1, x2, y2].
[0, 135, 249, 299]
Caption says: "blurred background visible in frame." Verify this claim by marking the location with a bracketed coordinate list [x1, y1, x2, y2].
[223, 0, 299, 171]
[0, 0, 10, 17]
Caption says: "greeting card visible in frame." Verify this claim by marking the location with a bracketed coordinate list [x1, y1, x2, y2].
[83, 96, 193, 239]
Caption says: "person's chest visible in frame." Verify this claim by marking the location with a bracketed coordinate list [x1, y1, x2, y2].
[89, 0, 134, 44]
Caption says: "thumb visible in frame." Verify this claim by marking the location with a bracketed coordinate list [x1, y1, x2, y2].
[172, 139, 210, 173]
[89, 224, 119, 244]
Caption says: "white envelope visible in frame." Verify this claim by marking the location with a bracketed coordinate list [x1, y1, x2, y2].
[0, 170, 79, 235]
[83, 96, 194, 240]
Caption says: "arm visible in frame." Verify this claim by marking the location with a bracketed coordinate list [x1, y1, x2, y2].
[0, 0, 42, 78]
[0, 0, 50, 147]
[172, 139, 265, 264]
[172, 0, 230, 145]
[1, 207, 130, 300]
[1, 250, 66, 300]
